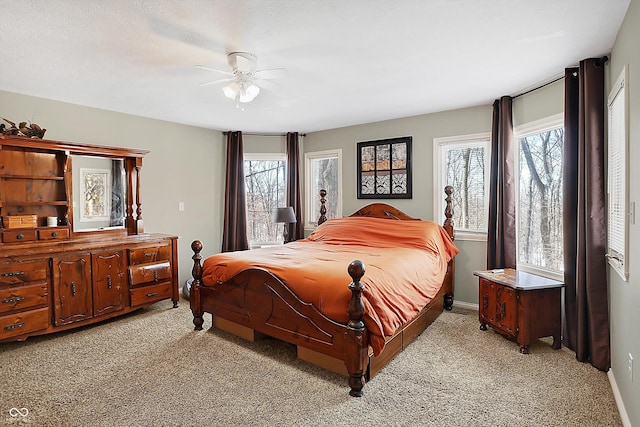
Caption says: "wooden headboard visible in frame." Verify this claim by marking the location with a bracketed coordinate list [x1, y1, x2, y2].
[349, 203, 418, 220]
[316, 186, 455, 242]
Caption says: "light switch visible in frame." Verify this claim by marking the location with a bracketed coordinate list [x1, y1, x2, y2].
[179, 202, 185, 212]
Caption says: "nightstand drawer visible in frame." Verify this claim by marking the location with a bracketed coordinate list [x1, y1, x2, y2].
[0, 307, 49, 340]
[128, 261, 172, 286]
[129, 282, 172, 307]
[0, 283, 48, 315]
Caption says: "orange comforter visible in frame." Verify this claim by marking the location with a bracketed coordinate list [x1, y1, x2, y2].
[202, 216, 459, 355]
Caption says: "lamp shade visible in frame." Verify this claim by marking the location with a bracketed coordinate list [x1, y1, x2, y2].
[223, 82, 240, 99]
[273, 207, 297, 224]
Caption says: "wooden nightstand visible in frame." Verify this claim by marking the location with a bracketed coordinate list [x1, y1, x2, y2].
[473, 269, 564, 354]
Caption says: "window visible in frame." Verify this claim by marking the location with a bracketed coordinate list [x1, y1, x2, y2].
[304, 149, 342, 229]
[607, 65, 629, 281]
[515, 114, 564, 278]
[434, 133, 490, 240]
[244, 154, 286, 246]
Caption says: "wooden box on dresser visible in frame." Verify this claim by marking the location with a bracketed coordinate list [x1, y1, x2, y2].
[0, 135, 178, 343]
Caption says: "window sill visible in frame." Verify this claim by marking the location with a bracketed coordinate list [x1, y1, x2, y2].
[453, 231, 487, 242]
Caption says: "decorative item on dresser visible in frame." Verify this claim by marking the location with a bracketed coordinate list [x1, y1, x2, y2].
[189, 186, 458, 396]
[0, 134, 179, 343]
[473, 268, 564, 354]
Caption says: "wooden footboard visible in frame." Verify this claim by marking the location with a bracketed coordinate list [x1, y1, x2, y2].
[190, 186, 456, 396]
[190, 242, 370, 396]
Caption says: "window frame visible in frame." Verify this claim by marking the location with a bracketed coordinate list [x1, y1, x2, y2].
[606, 65, 630, 281]
[304, 149, 342, 230]
[433, 132, 491, 241]
[513, 113, 564, 281]
[243, 152, 287, 247]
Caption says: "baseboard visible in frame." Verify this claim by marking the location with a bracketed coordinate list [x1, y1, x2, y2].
[453, 300, 478, 311]
[608, 369, 632, 426]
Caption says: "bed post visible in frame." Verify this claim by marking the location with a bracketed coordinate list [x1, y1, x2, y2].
[443, 185, 455, 311]
[318, 189, 327, 225]
[191, 240, 205, 330]
[346, 259, 368, 397]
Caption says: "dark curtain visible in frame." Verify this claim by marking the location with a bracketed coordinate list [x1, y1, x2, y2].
[487, 96, 517, 269]
[563, 58, 610, 371]
[222, 131, 249, 252]
[110, 159, 124, 227]
[285, 132, 304, 241]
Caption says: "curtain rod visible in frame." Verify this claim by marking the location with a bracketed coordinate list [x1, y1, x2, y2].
[223, 131, 306, 137]
[512, 75, 564, 99]
[513, 55, 608, 100]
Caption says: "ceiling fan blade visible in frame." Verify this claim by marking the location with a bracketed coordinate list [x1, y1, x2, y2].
[200, 77, 235, 87]
[254, 68, 287, 79]
[195, 65, 234, 76]
[255, 79, 282, 91]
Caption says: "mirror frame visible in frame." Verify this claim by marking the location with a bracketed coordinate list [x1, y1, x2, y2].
[63, 141, 148, 238]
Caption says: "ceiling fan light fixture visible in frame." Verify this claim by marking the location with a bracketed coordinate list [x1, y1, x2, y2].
[239, 84, 260, 103]
[223, 82, 240, 99]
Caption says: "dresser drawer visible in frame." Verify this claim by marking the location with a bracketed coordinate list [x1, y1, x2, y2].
[129, 282, 172, 307]
[129, 244, 171, 265]
[2, 229, 37, 243]
[0, 306, 49, 340]
[129, 261, 172, 287]
[0, 283, 48, 315]
[0, 260, 48, 286]
[38, 227, 70, 241]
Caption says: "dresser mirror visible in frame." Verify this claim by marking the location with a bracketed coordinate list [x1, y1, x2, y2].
[71, 155, 127, 231]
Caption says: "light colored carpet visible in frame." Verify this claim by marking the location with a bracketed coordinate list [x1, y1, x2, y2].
[0, 298, 621, 426]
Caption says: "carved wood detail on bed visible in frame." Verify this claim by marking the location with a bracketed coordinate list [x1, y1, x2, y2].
[190, 187, 456, 397]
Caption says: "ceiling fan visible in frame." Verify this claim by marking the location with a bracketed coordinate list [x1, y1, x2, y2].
[197, 52, 283, 107]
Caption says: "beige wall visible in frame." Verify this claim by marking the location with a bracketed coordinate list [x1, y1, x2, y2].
[1, 89, 225, 286]
[609, 0, 640, 423]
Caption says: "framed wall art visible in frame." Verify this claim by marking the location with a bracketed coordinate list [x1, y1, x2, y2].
[79, 168, 111, 222]
[357, 136, 412, 199]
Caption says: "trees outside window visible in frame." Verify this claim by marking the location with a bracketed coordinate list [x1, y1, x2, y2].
[434, 134, 490, 240]
[244, 154, 286, 246]
[516, 117, 564, 276]
[305, 149, 342, 228]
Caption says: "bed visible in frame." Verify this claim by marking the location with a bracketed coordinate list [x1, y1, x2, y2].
[190, 186, 457, 396]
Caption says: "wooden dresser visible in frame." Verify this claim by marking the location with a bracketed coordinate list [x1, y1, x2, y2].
[473, 269, 564, 354]
[0, 135, 178, 342]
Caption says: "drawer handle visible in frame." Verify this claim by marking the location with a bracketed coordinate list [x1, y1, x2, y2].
[107, 275, 112, 289]
[501, 302, 507, 319]
[483, 294, 488, 310]
[4, 322, 26, 331]
[2, 296, 25, 304]
[1, 271, 24, 277]
[16, 234, 24, 240]
[70, 281, 76, 296]
[146, 292, 159, 298]
[144, 253, 156, 257]
[153, 270, 158, 281]
[51, 231, 58, 238]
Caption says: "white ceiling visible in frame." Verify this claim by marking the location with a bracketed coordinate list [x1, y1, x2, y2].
[0, 0, 630, 134]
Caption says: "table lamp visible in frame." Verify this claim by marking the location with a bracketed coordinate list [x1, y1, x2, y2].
[273, 207, 297, 243]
